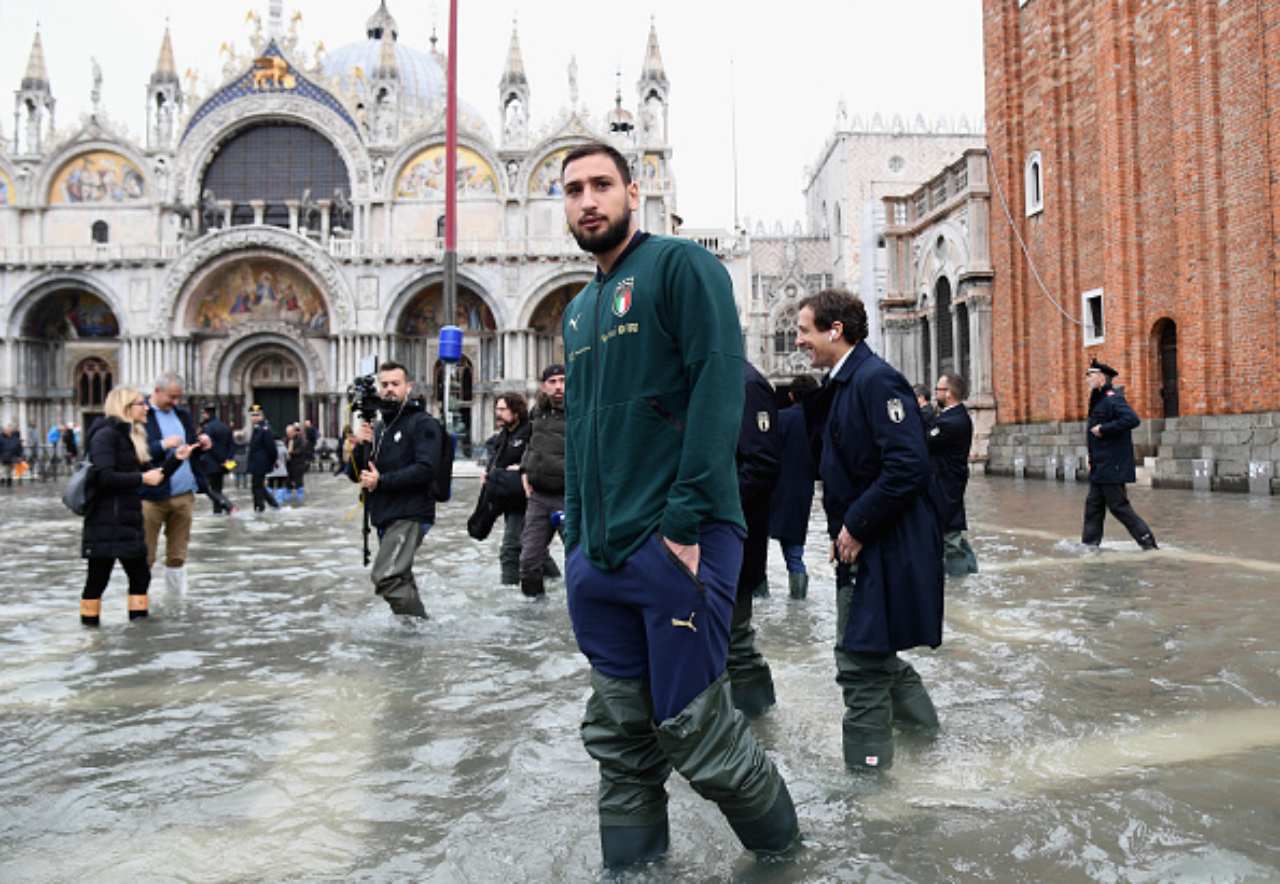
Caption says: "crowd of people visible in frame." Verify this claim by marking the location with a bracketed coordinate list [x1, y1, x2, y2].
[12, 139, 1161, 872]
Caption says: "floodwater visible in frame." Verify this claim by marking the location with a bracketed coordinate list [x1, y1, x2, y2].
[1, 474, 1278, 882]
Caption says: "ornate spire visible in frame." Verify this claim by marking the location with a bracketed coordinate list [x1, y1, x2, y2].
[269, 0, 284, 40]
[500, 19, 527, 88]
[22, 29, 50, 91]
[374, 24, 398, 79]
[152, 26, 179, 85]
[367, 0, 398, 41]
[640, 16, 667, 88]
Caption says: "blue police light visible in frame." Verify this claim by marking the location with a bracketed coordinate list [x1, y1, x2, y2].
[438, 325, 463, 364]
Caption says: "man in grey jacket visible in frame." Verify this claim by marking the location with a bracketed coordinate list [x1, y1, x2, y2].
[519, 364, 566, 598]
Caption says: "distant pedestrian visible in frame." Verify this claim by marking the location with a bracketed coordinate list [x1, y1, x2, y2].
[285, 423, 308, 501]
[247, 405, 280, 512]
[517, 364, 567, 598]
[914, 384, 936, 426]
[927, 372, 978, 575]
[303, 418, 319, 468]
[80, 387, 191, 625]
[1082, 358, 1157, 550]
[1, 421, 24, 487]
[768, 374, 820, 599]
[142, 373, 213, 595]
[486, 392, 531, 586]
[199, 405, 235, 514]
[796, 288, 943, 772]
[62, 423, 79, 465]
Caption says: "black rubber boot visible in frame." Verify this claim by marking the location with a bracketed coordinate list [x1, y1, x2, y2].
[1138, 533, 1158, 550]
[788, 572, 809, 600]
[752, 579, 769, 598]
[542, 555, 561, 580]
[381, 584, 428, 619]
[520, 576, 545, 598]
[889, 659, 939, 736]
[600, 820, 670, 869]
[724, 779, 801, 858]
[727, 619, 776, 718]
[656, 674, 798, 855]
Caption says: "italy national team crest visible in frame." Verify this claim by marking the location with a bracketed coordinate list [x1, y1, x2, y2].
[886, 398, 905, 423]
[612, 277, 634, 317]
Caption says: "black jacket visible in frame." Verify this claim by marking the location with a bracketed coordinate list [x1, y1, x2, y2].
[82, 418, 178, 559]
[347, 398, 441, 528]
[1087, 384, 1139, 484]
[926, 403, 973, 532]
[522, 396, 566, 495]
[486, 420, 531, 513]
[200, 417, 234, 476]
[248, 422, 278, 475]
[769, 403, 818, 545]
[737, 362, 782, 507]
[0, 430, 22, 464]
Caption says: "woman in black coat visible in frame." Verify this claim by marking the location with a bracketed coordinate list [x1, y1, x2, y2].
[80, 387, 190, 626]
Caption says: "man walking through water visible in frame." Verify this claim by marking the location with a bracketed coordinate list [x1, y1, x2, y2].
[559, 141, 799, 869]
[1082, 358, 1157, 550]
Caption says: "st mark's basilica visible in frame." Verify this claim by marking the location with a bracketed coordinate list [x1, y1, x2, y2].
[0, 1, 696, 448]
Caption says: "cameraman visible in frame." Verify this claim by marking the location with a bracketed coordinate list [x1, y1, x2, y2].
[347, 361, 440, 619]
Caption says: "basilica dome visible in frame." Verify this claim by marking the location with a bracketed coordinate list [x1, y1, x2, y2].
[321, 1, 491, 141]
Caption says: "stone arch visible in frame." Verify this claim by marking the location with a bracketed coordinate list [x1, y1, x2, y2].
[1150, 317, 1179, 418]
[384, 133, 505, 202]
[174, 98, 372, 205]
[0, 157, 19, 206]
[913, 222, 969, 301]
[208, 325, 326, 395]
[521, 136, 597, 199]
[517, 269, 594, 328]
[5, 272, 127, 338]
[156, 226, 356, 334]
[383, 267, 506, 333]
[36, 139, 152, 207]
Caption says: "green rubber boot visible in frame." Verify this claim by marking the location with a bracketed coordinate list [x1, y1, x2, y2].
[727, 618, 776, 718]
[581, 670, 672, 869]
[656, 674, 800, 857]
[890, 658, 939, 736]
[835, 648, 896, 771]
[788, 572, 809, 600]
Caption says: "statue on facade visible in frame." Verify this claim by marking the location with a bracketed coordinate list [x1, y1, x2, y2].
[299, 188, 319, 233]
[200, 188, 221, 232]
[503, 96, 526, 141]
[332, 188, 353, 236]
[90, 58, 103, 116]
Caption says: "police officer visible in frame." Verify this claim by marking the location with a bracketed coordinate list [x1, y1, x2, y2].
[1082, 358, 1157, 549]
[927, 372, 978, 575]
[247, 405, 279, 513]
[769, 374, 820, 599]
[347, 360, 443, 618]
[560, 141, 798, 868]
[796, 288, 942, 772]
[728, 360, 783, 717]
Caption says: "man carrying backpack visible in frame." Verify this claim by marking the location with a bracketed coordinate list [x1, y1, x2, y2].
[347, 360, 445, 619]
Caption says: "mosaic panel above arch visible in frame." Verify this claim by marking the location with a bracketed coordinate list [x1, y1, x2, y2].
[0, 168, 14, 205]
[397, 284, 496, 336]
[22, 291, 120, 339]
[395, 145, 497, 200]
[531, 148, 583, 197]
[186, 258, 330, 336]
[48, 151, 146, 205]
[529, 284, 579, 333]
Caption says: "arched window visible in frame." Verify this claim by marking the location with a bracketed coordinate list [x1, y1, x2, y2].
[1152, 318, 1179, 418]
[935, 277, 954, 374]
[773, 308, 798, 355]
[201, 123, 350, 231]
[76, 357, 112, 407]
[91, 221, 109, 244]
[956, 302, 971, 384]
[1024, 151, 1044, 216]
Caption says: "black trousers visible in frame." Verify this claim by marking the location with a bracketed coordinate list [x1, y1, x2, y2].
[83, 556, 150, 600]
[1082, 482, 1153, 546]
[251, 472, 279, 511]
[207, 471, 227, 512]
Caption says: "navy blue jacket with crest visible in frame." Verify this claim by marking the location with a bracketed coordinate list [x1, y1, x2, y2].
[1086, 384, 1140, 484]
[820, 341, 944, 653]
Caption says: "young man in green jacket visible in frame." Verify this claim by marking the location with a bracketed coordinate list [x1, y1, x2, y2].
[559, 142, 799, 869]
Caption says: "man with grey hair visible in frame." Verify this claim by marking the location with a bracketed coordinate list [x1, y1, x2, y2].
[0, 421, 24, 487]
[142, 373, 212, 593]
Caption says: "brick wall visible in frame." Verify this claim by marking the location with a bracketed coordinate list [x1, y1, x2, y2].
[983, 0, 1279, 423]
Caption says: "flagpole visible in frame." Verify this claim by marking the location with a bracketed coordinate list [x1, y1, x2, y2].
[443, 0, 458, 426]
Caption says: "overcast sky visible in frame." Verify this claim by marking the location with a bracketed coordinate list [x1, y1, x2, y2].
[0, 0, 986, 229]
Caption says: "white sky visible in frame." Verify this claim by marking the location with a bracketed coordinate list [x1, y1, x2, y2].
[0, 0, 986, 229]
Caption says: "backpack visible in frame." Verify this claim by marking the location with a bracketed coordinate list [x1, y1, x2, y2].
[427, 413, 454, 502]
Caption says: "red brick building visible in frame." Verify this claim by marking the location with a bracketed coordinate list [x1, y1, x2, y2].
[982, 0, 1279, 425]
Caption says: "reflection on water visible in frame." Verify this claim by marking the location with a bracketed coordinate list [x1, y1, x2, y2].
[1, 476, 1277, 881]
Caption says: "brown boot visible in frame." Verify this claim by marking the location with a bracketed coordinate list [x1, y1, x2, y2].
[128, 594, 149, 620]
[80, 598, 101, 627]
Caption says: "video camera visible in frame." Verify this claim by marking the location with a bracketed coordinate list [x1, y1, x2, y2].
[346, 354, 382, 423]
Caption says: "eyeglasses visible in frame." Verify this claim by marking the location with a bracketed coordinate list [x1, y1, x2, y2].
[934, 386, 949, 392]
[131, 400, 146, 406]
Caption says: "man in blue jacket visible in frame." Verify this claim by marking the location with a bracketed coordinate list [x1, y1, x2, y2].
[768, 374, 820, 599]
[142, 373, 211, 594]
[1082, 359, 1157, 549]
[796, 289, 943, 772]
